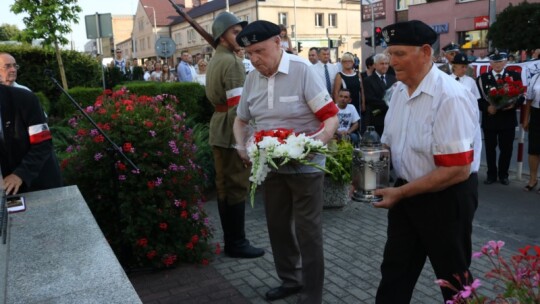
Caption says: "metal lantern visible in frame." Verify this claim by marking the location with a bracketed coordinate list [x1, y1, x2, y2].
[352, 126, 390, 202]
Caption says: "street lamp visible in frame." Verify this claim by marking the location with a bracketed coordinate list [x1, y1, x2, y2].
[144, 5, 157, 40]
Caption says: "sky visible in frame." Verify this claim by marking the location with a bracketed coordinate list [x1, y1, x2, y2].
[1, 0, 139, 51]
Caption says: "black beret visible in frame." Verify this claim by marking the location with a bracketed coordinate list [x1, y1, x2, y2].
[442, 43, 460, 53]
[489, 52, 508, 62]
[236, 20, 281, 47]
[452, 53, 470, 65]
[382, 20, 437, 47]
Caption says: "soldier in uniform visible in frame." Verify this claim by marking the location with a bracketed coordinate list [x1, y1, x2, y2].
[205, 12, 265, 259]
[476, 52, 523, 185]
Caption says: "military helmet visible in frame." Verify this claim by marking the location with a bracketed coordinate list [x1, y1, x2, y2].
[212, 12, 247, 44]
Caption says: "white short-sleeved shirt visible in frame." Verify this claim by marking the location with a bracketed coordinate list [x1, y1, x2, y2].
[237, 51, 337, 173]
[452, 74, 481, 100]
[337, 104, 360, 132]
[526, 73, 540, 108]
[381, 64, 480, 182]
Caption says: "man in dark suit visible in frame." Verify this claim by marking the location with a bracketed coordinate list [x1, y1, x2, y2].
[0, 84, 62, 195]
[363, 53, 397, 136]
[476, 52, 524, 185]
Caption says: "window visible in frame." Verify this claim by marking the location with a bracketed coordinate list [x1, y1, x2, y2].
[174, 32, 182, 46]
[202, 25, 209, 41]
[188, 29, 196, 43]
[147, 37, 150, 50]
[315, 13, 324, 27]
[278, 12, 288, 26]
[138, 19, 144, 31]
[396, 0, 408, 10]
[328, 13, 337, 27]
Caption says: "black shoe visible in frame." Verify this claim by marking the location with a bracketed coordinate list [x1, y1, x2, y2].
[484, 178, 496, 185]
[500, 178, 510, 185]
[225, 245, 265, 258]
[266, 286, 303, 301]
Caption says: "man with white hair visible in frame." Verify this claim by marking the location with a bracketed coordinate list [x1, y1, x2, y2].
[363, 52, 396, 136]
[233, 20, 338, 304]
[0, 52, 31, 90]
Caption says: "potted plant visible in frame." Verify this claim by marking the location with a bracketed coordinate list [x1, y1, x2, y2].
[323, 138, 354, 208]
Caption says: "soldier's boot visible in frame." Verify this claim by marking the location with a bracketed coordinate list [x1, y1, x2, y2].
[223, 202, 265, 258]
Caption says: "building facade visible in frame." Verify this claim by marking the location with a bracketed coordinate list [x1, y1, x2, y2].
[360, 0, 525, 63]
[128, 0, 362, 64]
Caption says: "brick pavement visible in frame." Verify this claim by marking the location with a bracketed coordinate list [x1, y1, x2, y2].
[129, 170, 531, 304]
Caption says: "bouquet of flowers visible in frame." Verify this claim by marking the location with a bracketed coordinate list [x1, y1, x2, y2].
[246, 128, 334, 206]
[435, 240, 540, 304]
[484, 76, 525, 109]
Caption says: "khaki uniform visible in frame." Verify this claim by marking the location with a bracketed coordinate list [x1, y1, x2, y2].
[205, 44, 249, 203]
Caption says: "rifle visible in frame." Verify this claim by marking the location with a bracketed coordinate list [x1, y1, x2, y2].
[167, 0, 217, 49]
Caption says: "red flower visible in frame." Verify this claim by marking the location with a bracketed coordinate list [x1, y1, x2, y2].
[191, 235, 199, 244]
[147, 181, 155, 189]
[146, 250, 157, 260]
[180, 200, 187, 209]
[159, 222, 168, 231]
[116, 162, 126, 171]
[162, 254, 177, 266]
[111, 113, 119, 120]
[201, 258, 209, 266]
[180, 210, 188, 219]
[201, 229, 208, 238]
[122, 142, 133, 152]
[144, 121, 154, 128]
[104, 89, 113, 96]
[77, 129, 88, 136]
[93, 135, 105, 143]
[215, 243, 221, 255]
[136, 238, 148, 247]
[186, 242, 194, 250]
[60, 158, 70, 170]
[125, 105, 134, 112]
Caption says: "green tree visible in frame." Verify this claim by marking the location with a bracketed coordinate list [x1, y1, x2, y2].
[10, 0, 82, 90]
[487, 1, 540, 52]
[0, 23, 22, 41]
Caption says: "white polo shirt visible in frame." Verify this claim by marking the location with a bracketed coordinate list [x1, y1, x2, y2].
[381, 64, 480, 182]
[237, 50, 338, 173]
[526, 73, 540, 108]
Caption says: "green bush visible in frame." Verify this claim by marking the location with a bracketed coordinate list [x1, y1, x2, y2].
[55, 87, 104, 118]
[116, 82, 213, 123]
[34, 91, 50, 115]
[62, 89, 215, 268]
[0, 44, 101, 105]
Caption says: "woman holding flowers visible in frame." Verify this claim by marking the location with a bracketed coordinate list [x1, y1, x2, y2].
[523, 72, 540, 192]
[233, 21, 338, 304]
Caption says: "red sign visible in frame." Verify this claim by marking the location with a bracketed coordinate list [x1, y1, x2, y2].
[474, 16, 489, 30]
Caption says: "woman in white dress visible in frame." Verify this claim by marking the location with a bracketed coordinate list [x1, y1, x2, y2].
[193, 59, 207, 86]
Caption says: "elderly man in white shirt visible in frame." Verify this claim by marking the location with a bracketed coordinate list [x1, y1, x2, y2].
[0, 52, 31, 91]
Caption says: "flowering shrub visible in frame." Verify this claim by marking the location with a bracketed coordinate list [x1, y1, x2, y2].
[62, 88, 216, 268]
[436, 240, 540, 304]
[484, 76, 525, 109]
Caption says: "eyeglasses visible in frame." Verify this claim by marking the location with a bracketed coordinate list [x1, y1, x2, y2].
[1, 64, 20, 70]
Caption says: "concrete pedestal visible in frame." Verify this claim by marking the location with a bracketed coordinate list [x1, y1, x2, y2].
[5, 186, 141, 304]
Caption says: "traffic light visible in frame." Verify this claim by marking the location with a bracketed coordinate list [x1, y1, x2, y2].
[297, 41, 303, 53]
[365, 37, 372, 47]
[375, 27, 383, 46]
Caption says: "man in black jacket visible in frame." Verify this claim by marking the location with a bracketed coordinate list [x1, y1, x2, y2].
[0, 84, 62, 194]
[363, 53, 397, 136]
[476, 52, 523, 185]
